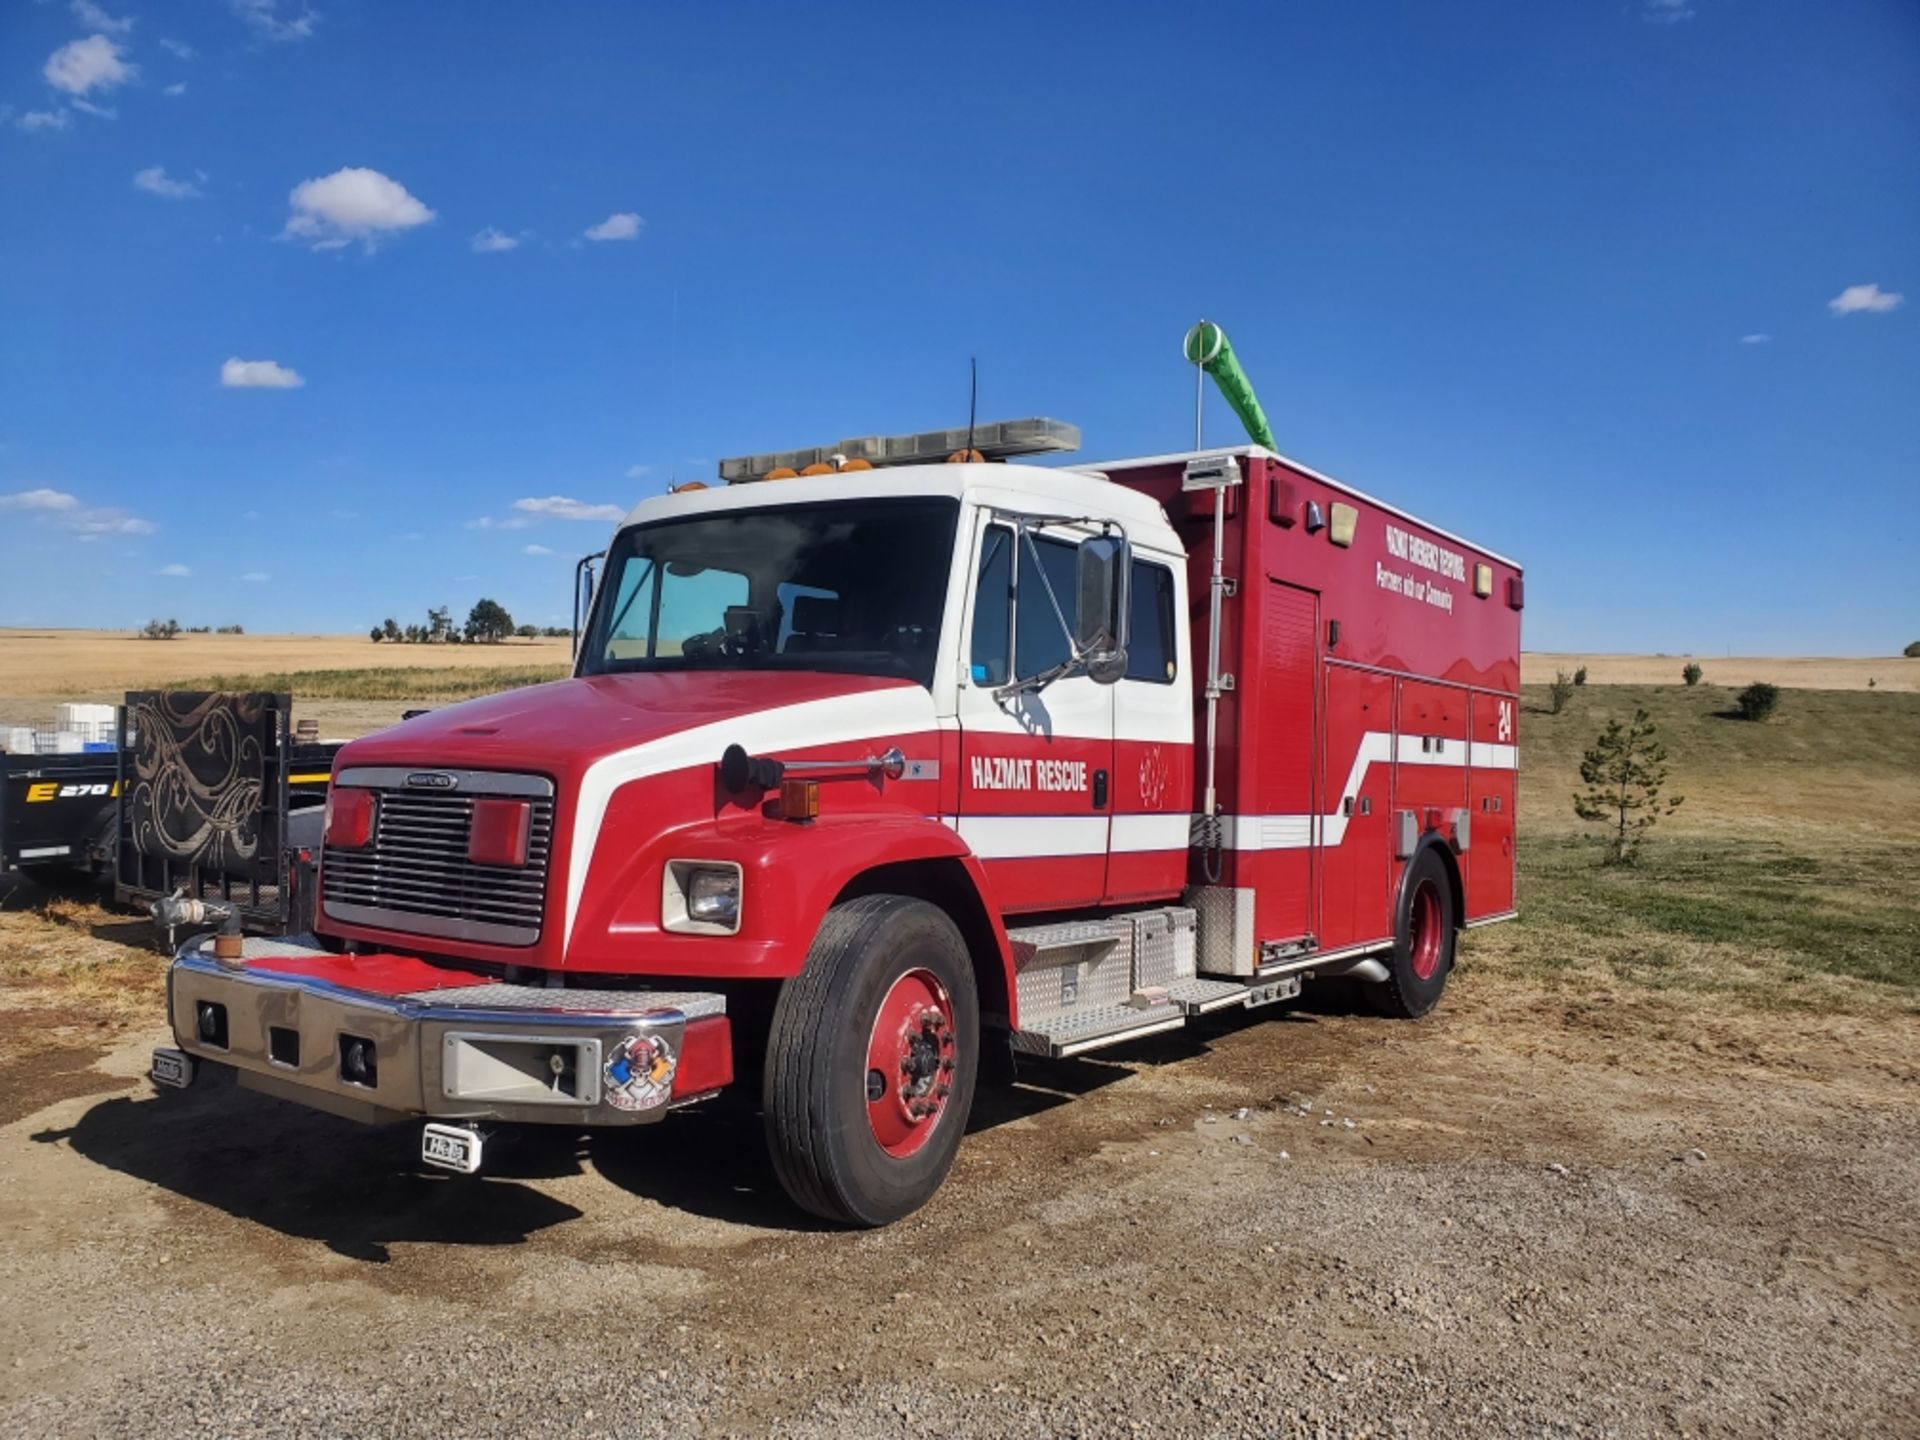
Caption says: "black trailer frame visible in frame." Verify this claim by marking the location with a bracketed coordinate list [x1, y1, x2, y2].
[112, 691, 330, 934]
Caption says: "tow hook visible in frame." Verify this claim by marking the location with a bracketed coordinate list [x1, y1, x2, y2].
[421, 1122, 485, 1175]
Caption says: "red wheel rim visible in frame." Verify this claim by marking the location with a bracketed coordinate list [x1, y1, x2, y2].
[1408, 879, 1444, 981]
[865, 968, 958, 1159]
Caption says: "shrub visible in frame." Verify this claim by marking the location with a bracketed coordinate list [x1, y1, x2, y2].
[1549, 670, 1574, 714]
[369, 626, 384, 643]
[1735, 681, 1780, 722]
[1573, 666, 1588, 686]
[1573, 707, 1684, 865]
[1905, 641, 1920, 658]
[1682, 662, 1703, 687]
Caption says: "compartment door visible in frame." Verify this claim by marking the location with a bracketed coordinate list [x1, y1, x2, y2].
[1318, 664, 1394, 951]
[1250, 580, 1319, 948]
[1467, 692, 1518, 918]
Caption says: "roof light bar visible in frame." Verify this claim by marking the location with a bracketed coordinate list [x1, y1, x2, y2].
[718, 417, 1080, 484]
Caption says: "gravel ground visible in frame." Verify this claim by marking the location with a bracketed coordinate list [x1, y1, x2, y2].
[1, 965, 1915, 1439]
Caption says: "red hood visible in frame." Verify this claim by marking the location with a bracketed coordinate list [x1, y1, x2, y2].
[338, 670, 920, 778]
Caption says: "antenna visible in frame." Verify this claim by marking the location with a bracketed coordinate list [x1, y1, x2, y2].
[966, 357, 977, 460]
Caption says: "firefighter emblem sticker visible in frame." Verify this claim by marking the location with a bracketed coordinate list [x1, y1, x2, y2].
[603, 1033, 676, 1111]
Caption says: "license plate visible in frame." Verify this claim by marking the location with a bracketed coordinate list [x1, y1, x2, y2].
[150, 1047, 195, 1090]
[421, 1123, 483, 1175]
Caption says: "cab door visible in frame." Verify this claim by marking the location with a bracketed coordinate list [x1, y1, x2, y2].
[954, 516, 1114, 914]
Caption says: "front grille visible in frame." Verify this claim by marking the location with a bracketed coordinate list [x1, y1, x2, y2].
[321, 769, 555, 947]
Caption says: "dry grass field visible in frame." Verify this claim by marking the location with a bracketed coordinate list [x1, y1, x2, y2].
[1523, 651, 1917, 691]
[0, 628, 572, 701]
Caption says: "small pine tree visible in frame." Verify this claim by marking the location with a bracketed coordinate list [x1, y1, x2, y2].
[1573, 665, 1588, 686]
[1682, 662, 1703, 686]
[1904, 641, 1920, 659]
[382, 617, 402, 642]
[1573, 708, 1683, 865]
[370, 625, 383, 643]
[1549, 670, 1575, 714]
[1735, 681, 1780, 722]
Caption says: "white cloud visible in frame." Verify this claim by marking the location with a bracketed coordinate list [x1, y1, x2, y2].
[470, 226, 520, 253]
[75, 510, 153, 536]
[584, 212, 642, 242]
[15, 109, 72, 133]
[0, 488, 80, 514]
[5, 490, 156, 538]
[221, 357, 304, 388]
[523, 543, 554, 556]
[242, 571, 269, 582]
[513, 495, 625, 521]
[464, 515, 533, 531]
[156, 563, 192, 577]
[1828, 283, 1903, 316]
[284, 167, 434, 251]
[44, 34, 137, 96]
[134, 166, 203, 200]
[163, 82, 187, 97]
[71, 1, 135, 35]
[160, 38, 196, 60]
[1740, 333, 1771, 345]
[230, 0, 318, 42]
[1643, 0, 1694, 22]
[625, 464, 651, 479]
[70, 97, 118, 119]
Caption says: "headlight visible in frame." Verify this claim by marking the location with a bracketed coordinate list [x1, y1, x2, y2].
[662, 859, 743, 935]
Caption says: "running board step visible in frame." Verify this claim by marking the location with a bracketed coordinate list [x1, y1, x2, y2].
[1010, 975, 1307, 1059]
[1010, 1001, 1186, 1059]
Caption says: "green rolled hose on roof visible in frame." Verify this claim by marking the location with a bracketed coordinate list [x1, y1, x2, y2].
[1183, 319, 1277, 453]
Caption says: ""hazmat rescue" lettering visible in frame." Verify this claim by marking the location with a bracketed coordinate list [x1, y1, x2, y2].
[968, 756, 1089, 792]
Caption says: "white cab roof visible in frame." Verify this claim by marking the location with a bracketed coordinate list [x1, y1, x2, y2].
[618, 462, 1184, 554]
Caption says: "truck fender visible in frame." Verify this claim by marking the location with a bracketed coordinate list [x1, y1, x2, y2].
[778, 816, 1016, 1012]
[584, 811, 1013, 992]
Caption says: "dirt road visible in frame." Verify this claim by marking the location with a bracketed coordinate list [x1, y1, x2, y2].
[1, 938, 1913, 1438]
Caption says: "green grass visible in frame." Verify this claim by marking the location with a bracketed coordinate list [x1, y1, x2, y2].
[1468, 684, 1920, 1015]
[161, 665, 569, 701]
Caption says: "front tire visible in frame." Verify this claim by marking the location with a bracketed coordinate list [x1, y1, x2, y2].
[764, 895, 979, 1227]
[1367, 845, 1458, 1019]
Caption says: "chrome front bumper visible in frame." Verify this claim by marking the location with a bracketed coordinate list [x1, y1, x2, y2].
[162, 937, 728, 1127]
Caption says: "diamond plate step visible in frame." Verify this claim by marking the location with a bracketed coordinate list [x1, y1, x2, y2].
[1010, 1001, 1186, 1059]
[1165, 977, 1255, 1015]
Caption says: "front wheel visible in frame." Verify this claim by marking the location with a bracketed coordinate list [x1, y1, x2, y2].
[1366, 846, 1458, 1019]
[764, 895, 979, 1227]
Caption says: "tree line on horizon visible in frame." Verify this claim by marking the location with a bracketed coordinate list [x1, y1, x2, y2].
[369, 602, 568, 645]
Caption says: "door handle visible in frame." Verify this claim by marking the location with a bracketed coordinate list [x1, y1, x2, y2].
[1093, 768, 1109, 810]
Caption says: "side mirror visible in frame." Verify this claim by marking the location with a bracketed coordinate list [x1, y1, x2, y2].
[1076, 533, 1131, 684]
[571, 552, 603, 662]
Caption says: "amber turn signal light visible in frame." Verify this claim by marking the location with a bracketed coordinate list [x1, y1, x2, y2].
[779, 777, 819, 821]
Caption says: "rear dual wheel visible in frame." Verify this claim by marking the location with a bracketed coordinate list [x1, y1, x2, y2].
[764, 895, 978, 1227]
[1366, 845, 1458, 1019]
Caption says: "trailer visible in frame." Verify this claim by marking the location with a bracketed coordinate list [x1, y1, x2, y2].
[2, 694, 343, 935]
[151, 343, 1521, 1226]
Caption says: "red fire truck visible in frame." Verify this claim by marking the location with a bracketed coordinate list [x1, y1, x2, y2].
[151, 414, 1521, 1226]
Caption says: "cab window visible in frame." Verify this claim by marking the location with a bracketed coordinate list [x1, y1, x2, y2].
[1125, 560, 1177, 684]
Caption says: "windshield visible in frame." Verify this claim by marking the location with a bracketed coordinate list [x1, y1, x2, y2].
[579, 496, 960, 686]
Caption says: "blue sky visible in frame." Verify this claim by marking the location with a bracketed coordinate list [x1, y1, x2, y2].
[1, 0, 1914, 652]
